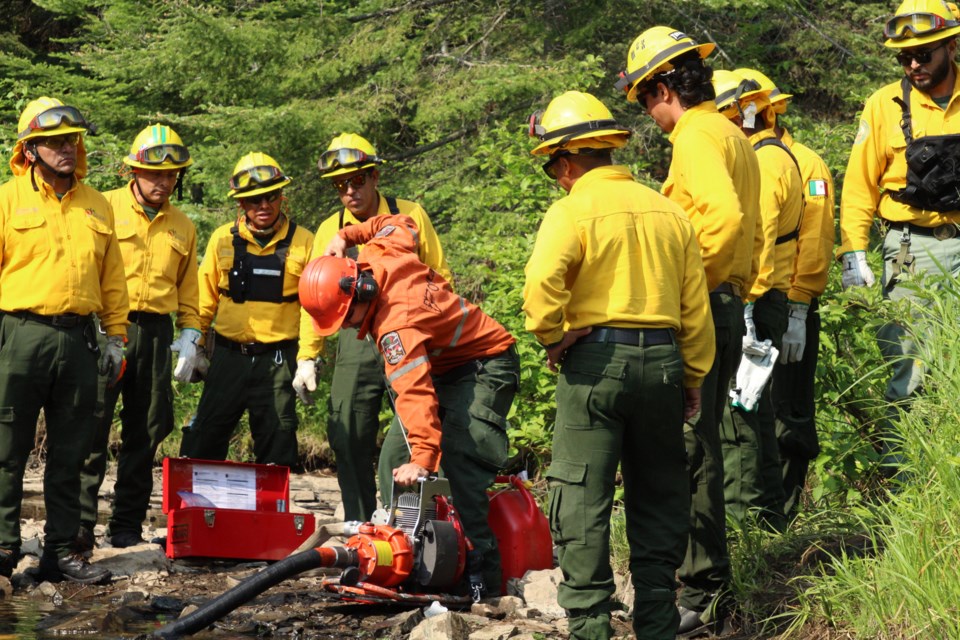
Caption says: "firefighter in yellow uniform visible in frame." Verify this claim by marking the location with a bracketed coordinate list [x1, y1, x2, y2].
[79, 124, 201, 549]
[840, 0, 960, 476]
[524, 90, 714, 640]
[616, 27, 761, 636]
[312, 133, 451, 522]
[0, 97, 128, 584]
[736, 67, 836, 518]
[713, 69, 803, 533]
[180, 152, 321, 466]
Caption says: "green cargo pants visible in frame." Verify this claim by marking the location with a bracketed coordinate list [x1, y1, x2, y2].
[80, 313, 175, 536]
[721, 290, 788, 531]
[773, 298, 821, 519]
[180, 339, 299, 467]
[548, 336, 689, 640]
[379, 346, 518, 593]
[678, 291, 740, 613]
[0, 313, 100, 557]
[328, 328, 389, 522]
[876, 227, 960, 473]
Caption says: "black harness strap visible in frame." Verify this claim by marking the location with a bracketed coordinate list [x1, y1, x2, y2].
[753, 137, 805, 245]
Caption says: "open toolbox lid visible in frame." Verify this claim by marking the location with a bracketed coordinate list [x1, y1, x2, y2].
[162, 457, 292, 514]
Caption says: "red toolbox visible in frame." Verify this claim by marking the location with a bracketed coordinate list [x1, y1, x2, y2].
[162, 457, 316, 561]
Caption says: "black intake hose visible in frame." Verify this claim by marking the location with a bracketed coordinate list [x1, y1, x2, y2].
[152, 546, 357, 638]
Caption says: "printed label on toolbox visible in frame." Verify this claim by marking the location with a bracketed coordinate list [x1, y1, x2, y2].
[192, 463, 256, 510]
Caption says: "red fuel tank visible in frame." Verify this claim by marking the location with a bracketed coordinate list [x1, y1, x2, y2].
[487, 475, 554, 593]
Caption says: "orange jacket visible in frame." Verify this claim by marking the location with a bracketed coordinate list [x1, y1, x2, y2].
[339, 215, 515, 472]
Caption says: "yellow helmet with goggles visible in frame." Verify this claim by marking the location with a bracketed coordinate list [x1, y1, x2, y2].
[10, 97, 89, 177]
[528, 91, 631, 157]
[124, 124, 193, 171]
[884, 0, 960, 48]
[735, 67, 792, 115]
[227, 152, 291, 199]
[712, 69, 771, 122]
[616, 26, 715, 103]
[317, 133, 384, 178]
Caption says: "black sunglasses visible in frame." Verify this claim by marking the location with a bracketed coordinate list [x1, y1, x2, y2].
[895, 42, 945, 66]
[542, 152, 571, 179]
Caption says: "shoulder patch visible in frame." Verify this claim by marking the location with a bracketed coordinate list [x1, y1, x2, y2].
[853, 119, 869, 146]
[375, 225, 397, 238]
[807, 179, 827, 197]
[380, 331, 406, 365]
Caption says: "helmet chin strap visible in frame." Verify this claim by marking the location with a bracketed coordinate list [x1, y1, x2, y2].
[133, 173, 166, 208]
[27, 143, 74, 180]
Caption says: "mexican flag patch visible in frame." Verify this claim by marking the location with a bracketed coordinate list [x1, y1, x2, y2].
[807, 180, 827, 197]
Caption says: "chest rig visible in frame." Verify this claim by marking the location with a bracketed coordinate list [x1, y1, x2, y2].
[891, 77, 960, 213]
[225, 221, 299, 303]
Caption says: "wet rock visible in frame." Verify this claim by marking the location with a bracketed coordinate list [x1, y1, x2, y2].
[31, 581, 59, 599]
[468, 622, 518, 639]
[46, 610, 112, 634]
[117, 588, 149, 605]
[151, 594, 187, 612]
[409, 611, 471, 640]
[100, 605, 143, 633]
[0, 576, 12, 599]
[513, 568, 565, 620]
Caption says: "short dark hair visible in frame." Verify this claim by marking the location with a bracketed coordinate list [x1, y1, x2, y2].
[645, 51, 715, 109]
[569, 148, 612, 170]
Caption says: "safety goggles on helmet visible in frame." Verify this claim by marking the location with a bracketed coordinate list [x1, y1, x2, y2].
[715, 78, 764, 113]
[317, 147, 380, 173]
[895, 40, 948, 64]
[884, 11, 960, 40]
[136, 144, 190, 166]
[19, 106, 88, 139]
[229, 164, 286, 193]
[332, 170, 373, 193]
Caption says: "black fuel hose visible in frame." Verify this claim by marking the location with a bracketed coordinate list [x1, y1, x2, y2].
[152, 546, 357, 638]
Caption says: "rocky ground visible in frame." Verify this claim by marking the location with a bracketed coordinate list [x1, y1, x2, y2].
[1, 461, 641, 639]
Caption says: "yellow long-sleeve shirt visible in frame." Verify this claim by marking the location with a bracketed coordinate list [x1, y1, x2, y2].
[198, 215, 321, 361]
[0, 170, 129, 336]
[747, 129, 804, 300]
[523, 165, 715, 388]
[781, 129, 836, 303]
[840, 65, 960, 254]
[663, 101, 762, 293]
[107, 182, 200, 330]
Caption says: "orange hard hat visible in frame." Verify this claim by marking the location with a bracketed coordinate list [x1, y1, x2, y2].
[299, 256, 359, 336]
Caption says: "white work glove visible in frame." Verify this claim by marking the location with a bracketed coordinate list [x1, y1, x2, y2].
[170, 328, 202, 383]
[742, 302, 757, 352]
[840, 251, 876, 290]
[779, 302, 809, 365]
[99, 334, 126, 387]
[730, 339, 779, 412]
[292, 359, 317, 405]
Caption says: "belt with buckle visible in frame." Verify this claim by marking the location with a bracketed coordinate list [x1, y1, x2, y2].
[576, 327, 674, 347]
[711, 282, 742, 298]
[215, 333, 297, 356]
[9, 310, 89, 328]
[893, 221, 958, 241]
[128, 311, 169, 323]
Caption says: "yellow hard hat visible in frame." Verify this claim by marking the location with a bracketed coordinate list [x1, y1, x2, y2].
[735, 67, 792, 115]
[317, 133, 384, 178]
[616, 26, 716, 103]
[712, 69, 771, 120]
[227, 151, 291, 199]
[884, 0, 960, 47]
[10, 97, 89, 177]
[528, 91, 631, 157]
[124, 124, 193, 170]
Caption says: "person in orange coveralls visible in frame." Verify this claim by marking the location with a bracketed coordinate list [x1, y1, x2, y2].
[301, 214, 518, 599]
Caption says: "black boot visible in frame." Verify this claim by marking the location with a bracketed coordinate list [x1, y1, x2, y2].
[39, 552, 111, 585]
[0, 548, 18, 579]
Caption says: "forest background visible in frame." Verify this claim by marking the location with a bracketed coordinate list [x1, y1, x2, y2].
[5, 1, 960, 637]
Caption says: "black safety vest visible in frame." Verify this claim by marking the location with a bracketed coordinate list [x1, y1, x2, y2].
[890, 77, 960, 212]
[338, 196, 399, 259]
[224, 221, 299, 304]
[753, 137, 804, 245]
